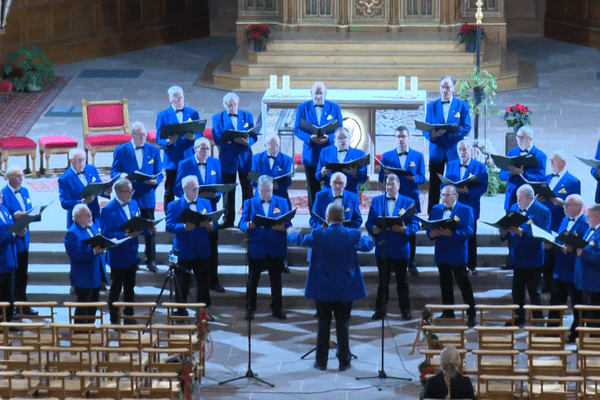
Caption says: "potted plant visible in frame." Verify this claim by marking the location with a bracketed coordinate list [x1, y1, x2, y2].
[1, 45, 55, 92]
[456, 68, 498, 118]
[358, 182, 370, 204]
[457, 23, 485, 53]
[502, 103, 532, 133]
[246, 25, 270, 52]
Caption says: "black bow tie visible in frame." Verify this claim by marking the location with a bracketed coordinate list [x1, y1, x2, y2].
[569, 217, 575, 222]
[460, 164, 468, 168]
[338, 150, 347, 153]
[135, 146, 144, 150]
[76, 171, 85, 175]
[552, 173, 559, 177]
[14, 189, 21, 194]
[387, 197, 396, 202]
[441, 100, 450, 104]
[398, 151, 408, 156]
[520, 150, 529, 154]
[444, 207, 453, 212]
[314, 105, 323, 108]
[267, 155, 276, 159]
[197, 162, 207, 166]
[334, 195, 343, 200]
[175, 109, 184, 113]
[261, 200, 270, 204]
[188, 201, 197, 206]
[122, 203, 129, 207]
[520, 209, 527, 213]
[229, 114, 237, 117]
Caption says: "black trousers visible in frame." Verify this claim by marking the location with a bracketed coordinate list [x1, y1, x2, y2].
[584, 291, 600, 327]
[304, 165, 321, 212]
[512, 267, 543, 320]
[542, 248, 556, 289]
[549, 278, 582, 335]
[222, 170, 253, 223]
[246, 257, 284, 314]
[0, 271, 14, 322]
[315, 301, 352, 367]
[409, 233, 416, 263]
[177, 257, 211, 307]
[74, 287, 100, 324]
[468, 223, 477, 270]
[108, 263, 137, 323]
[163, 169, 177, 211]
[14, 250, 29, 302]
[428, 159, 447, 214]
[437, 263, 475, 317]
[375, 257, 410, 314]
[139, 208, 156, 262]
[208, 229, 220, 286]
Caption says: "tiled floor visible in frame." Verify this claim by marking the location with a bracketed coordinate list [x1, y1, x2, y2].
[6, 34, 600, 398]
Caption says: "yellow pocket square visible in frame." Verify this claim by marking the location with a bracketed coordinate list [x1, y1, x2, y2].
[468, 173, 474, 178]
[273, 208, 281, 214]
[345, 207, 350, 212]
[244, 122, 249, 128]
[135, 212, 139, 217]
[453, 216, 460, 222]
[399, 208, 405, 214]
[148, 159, 154, 164]
[591, 241, 595, 247]
[327, 115, 333, 120]
[92, 177, 96, 182]
[211, 170, 216, 175]
[27, 198, 31, 204]
[558, 188, 567, 194]
[409, 161, 416, 167]
[201, 208, 207, 214]
[187, 117, 193, 122]
[454, 112, 460, 118]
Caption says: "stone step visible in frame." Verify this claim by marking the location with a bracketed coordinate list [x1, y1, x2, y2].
[249, 51, 478, 65]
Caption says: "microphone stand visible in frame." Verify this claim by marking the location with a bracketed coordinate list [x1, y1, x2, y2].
[356, 197, 411, 390]
[220, 205, 274, 387]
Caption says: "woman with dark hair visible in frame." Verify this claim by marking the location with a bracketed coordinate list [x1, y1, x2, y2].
[423, 345, 475, 399]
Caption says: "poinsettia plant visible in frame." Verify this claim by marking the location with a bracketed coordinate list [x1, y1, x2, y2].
[457, 23, 485, 45]
[246, 25, 270, 44]
[503, 103, 532, 130]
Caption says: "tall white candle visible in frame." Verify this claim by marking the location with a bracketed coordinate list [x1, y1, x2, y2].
[410, 76, 418, 97]
[398, 76, 406, 97]
[282, 75, 290, 95]
[270, 75, 278, 95]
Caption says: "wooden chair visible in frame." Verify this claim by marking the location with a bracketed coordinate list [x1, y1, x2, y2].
[529, 375, 583, 399]
[129, 371, 179, 399]
[583, 375, 600, 399]
[476, 374, 528, 400]
[475, 304, 519, 327]
[0, 345, 42, 372]
[578, 349, 600, 378]
[93, 344, 143, 373]
[425, 303, 470, 326]
[163, 302, 207, 377]
[0, 322, 46, 350]
[525, 326, 569, 350]
[472, 349, 519, 376]
[38, 135, 79, 176]
[475, 326, 519, 350]
[113, 301, 156, 327]
[0, 370, 35, 398]
[43, 323, 98, 372]
[101, 322, 154, 362]
[575, 304, 600, 328]
[14, 301, 56, 348]
[64, 301, 107, 325]
[576, 327, 600, 351]
[81, 98, 131, 166]
[422, 325, 468, 350]
[0, 302, 9, 323]
[0, 137, 38, 177]
[526, 349, 572, 377]
[25, 370, 88, 399]
[76, 371, 133, 400]
[525, 304, 568, 326]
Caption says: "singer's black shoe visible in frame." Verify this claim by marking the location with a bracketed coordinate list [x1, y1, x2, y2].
[371, 311, 385, 320]
[146, 261, 158, 273]
[272, 311, 287, 320]
[312, 362, 326, 371]
[408, 261, 419, 277]
[339, 361, 351, 371]
[210, 283, 225, 293]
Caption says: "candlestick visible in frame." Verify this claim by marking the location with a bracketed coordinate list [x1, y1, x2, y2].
[397, 76, 405, 98]
[270, 75, 277, 95]
[410, 76, 418, 98]
[282, 75, 290, 96]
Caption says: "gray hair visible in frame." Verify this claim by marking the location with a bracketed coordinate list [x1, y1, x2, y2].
[168, 86, 183, 98]
[194, 137, 211, 149]
[311, 81, 327, 93]
[566, 194, 584, 207]
[331, 171, 347, 184]
[457, 139, 472, 151]
[440, 76, 456, 85]
[6, 165, 23, 177]
[69, 148, 85, 160]
[335, 126, 351, 139]
[72, 203, 90, 221]
[517, 184, 535, 199]
[222, 92, 239, 103]
[326, 202, 344, 223]
[516, 125, 534, 139]
[264, 133, 280, 145]
[131, 121, 147, 135]
[550, 149, 567, 163]
[114, 178, 132, 192]
[442, 184, 458, 195]
[182, 175, 199, 188]
[386, 173, 399, 185]
[257, 175, 274, 187]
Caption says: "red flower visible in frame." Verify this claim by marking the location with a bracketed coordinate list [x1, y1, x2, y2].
[506, 106, 513, 113]
[250, 31, 260, 40]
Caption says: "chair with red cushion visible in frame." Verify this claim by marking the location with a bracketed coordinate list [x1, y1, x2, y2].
[0, 137, 38, 177]
[38, 135, 78, 176]
[81, 98, 131, 167]
[203, 128, 217, 157]
[0, 80, 12, 102]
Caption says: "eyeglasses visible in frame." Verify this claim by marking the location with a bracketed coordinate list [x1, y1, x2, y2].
[441, 193, 456, 197]
[196, 146, 210, 151]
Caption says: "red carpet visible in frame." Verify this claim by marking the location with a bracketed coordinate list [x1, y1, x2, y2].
[0, 76, 71, 138]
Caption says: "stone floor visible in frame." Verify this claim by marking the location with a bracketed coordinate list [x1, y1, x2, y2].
[4, 34, 600, 398]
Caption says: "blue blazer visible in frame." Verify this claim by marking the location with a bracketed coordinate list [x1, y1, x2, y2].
[443, 159, 488, 220]
[293, 100, 341, 166]
[575, 228, 600, 292]
[174, 156, 222, 210]
[423, 98, 471, 162]
[239, 195, 291, 259]
[316, 146, 367, 194]
[0, 205, 16, 274]
[592, 139, 600, 203]
[310, 189, 362, 230]
[156, 106, 201, 170]
[251, 151, 293, 201]
[212, 109, 256, 175]
[502, 200, 551, 268]
[365, 194, 419, 260]
[540, 171, 580, 233]
[499, 146, 547, 211]
[111, 142, 163, 209]
[377, 148, 426, 213]
[553, 214, 588, 284]
[64, 222, 107, 289]
[100, 198, 141, 269]
[166, 197, 212, 260]
[289, 224, 373, 302]
[58, 165, 104, 228]
[427, 202, 474, 265]
[1, 185, 34, 253]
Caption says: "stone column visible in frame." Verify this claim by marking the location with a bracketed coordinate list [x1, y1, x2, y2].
[389, 0, 400, 29]
[338, 0, 349, 29]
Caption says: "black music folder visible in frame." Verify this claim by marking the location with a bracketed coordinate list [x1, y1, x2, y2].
[414, 120, 460, 134]
[79, 176, 118, 199]
[8, 196, 56, 233]
[159, 119, 207, 140]
[556, 230, 590, 249]
[375, 203, 416, 230]
[219, 124, 260, 143]
[325, 154, 370, 172]
[523, 179, 555, 200]
[491, 153, 540, 170]
[376, 158, 414, 177]
[483, 211, 529, 230]
[119, 217, 164, 233]
[252, 208, 296, 228]
[438, 173, 482, 189]
[127, 171, 158, 182]
[299, 118, 339, 137]
[309, 211, 353, 227]
[530, 224, 559, 247]
[248, 170, 294, 185]
[575, 155, 600, 169]
[197, 183, 237, 194]
[83, 235, 130, 249]
[177, 208, 224, 225]
[417, 216, 459, 231]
